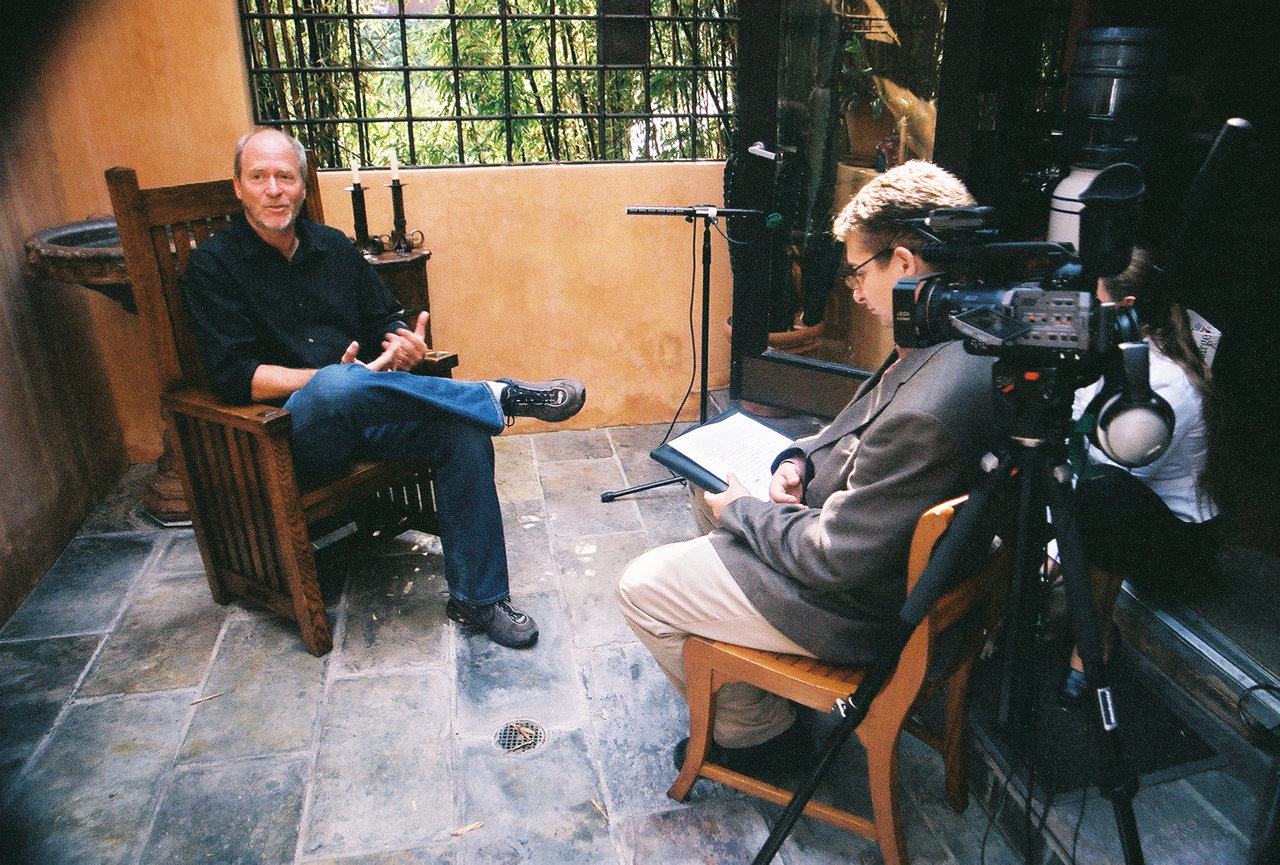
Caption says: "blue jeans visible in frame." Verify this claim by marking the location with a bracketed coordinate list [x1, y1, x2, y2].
[283, 363, 510, 606]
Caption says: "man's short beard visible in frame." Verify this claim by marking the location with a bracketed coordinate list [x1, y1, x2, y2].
[248, 206, 300, 237]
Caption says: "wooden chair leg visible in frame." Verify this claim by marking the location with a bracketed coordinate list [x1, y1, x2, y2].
[863, 726, 909, 865]
[289, 558, 333, 656]
[669, 637, 716, 801]
[942, 662, 975, 813]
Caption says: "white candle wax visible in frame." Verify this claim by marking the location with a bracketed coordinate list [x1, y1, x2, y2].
[390, 153, 400, 182]
[350, 158, 361, 187]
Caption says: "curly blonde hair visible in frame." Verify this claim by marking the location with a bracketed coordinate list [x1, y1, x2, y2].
[832, 160, 974, 253]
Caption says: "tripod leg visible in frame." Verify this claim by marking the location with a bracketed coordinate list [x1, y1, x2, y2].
[1047, 462, 1146, 865]
[751, 622, 913, 865]
[600, 474, 686, 502]
[997, 445, 1047, 735]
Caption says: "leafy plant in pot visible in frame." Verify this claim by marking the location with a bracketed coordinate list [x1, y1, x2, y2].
[841, 35, 894, 167]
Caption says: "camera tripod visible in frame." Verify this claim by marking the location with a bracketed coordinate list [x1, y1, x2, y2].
[753, 359, 1147, 865]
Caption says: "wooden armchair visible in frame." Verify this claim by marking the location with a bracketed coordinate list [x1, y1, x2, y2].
[106, 161, 458, 656]
[668, 495, 1010, 865]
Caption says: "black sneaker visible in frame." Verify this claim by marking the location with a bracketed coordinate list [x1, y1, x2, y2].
[673, 718, 810, 776]
[498, 378, 585, 424]
[446, 597, 539, 648]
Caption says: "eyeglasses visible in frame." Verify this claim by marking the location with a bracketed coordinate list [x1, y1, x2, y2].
[841, 247, 893, 289]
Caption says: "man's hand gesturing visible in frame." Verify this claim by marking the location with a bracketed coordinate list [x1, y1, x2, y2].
[382, 311, 430, 372]
[340, 311, 431, 371]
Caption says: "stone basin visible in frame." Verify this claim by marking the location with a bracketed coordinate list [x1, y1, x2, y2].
[25, 218, 134, 313]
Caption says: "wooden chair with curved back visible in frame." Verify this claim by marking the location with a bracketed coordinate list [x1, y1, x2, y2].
[668, 494, 1009, 865]
[105, 158, 458, 656]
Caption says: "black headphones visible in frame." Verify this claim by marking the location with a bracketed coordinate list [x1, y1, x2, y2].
[1086, 341, 1176, 467]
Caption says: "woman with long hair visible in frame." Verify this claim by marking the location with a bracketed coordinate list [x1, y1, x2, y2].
[1062, 248, 1224, 700]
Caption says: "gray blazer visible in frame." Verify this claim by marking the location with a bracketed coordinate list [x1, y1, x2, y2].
[710, 340, 1005, 665]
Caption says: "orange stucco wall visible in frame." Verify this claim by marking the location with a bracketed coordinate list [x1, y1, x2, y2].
[316, 162, 733, 431]
[34, 0, 255, 461]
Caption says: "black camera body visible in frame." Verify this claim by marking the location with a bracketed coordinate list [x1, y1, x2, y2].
[888, 164, 1177, 468]
[890, 161, 1147, 371]
[892, 266, 1141, 367]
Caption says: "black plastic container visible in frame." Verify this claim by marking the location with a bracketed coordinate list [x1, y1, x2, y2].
[1065, 27, 1167, 167]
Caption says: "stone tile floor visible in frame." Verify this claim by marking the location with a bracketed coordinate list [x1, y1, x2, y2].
[0, 421, 1257, 864]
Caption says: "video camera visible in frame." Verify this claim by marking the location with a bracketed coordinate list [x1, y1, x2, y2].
[891, 163, 1147, 366]
[890, 163, 1174, 468]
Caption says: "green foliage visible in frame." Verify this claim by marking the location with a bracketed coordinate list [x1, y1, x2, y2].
[239, 0, 738, 168]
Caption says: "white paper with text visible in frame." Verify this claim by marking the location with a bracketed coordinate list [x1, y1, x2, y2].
[667, 412, 794, 500]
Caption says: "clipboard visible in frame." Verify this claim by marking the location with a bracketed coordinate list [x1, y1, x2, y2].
[650, 409, 795, 499]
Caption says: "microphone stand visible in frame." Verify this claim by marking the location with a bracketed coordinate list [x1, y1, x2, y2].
[602, 205, 762, 503]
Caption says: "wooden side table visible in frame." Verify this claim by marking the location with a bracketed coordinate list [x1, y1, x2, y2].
[367, 248, 434, 344]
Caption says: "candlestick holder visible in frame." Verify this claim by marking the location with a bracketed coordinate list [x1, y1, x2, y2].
[387, 179, 425, 253]
[347, 184, 385, 254]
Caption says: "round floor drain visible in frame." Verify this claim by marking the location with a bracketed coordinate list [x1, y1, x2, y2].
[493, 719, 547, 754]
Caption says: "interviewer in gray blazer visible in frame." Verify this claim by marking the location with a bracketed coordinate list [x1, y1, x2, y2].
[617, 161, 1009, 773]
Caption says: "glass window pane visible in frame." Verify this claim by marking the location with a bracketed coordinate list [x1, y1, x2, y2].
[409, 70, 457, 116]
[309, 121, 364, 169]
[359, 71, 407, 118]
[559, 68, 599, 108]
[509, 67, 554, 115]
[507, 17, 552, 64]
[354, 0, 396, 14]
[307, 71, 358, 121]
[414, 118, 463, 164]
[364, 121, 408, 166]
[405, 17, 451, 67]
[601, 67, 643, 113]
[510, 117, 555, 161]
[249, 70, 303, 122]
[456, 69, 509, 116]
[454, 17, 504, 66]
[568, 17, 599, 65]
[511, 0, 553, 14]
[356, 17, 404, 66]
[555, 115, 598, 161]
[600, 115, 640, 159]
[459, 119, 507, 164]
[304, 17, 353, 69]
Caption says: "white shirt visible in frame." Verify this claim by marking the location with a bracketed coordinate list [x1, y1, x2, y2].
[1072, 343, 1218, 523]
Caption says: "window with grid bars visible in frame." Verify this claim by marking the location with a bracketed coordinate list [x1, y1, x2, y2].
[238, 0, 739, 170]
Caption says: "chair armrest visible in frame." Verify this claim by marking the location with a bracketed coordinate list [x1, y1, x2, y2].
[413, 349, 459, 377]
[162, 386, 292, 435]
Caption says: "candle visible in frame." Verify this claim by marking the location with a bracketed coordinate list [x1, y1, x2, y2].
[349, 158, 361, 187]
[389, 152, 400, 182]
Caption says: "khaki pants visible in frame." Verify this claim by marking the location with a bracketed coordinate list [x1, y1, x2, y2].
[616, 533, 813, 748]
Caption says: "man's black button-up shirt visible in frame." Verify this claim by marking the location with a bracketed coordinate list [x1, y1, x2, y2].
[184, 213, 407, 405]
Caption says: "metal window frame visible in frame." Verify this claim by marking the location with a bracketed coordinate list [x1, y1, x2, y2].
[238, 0, 739, 169]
